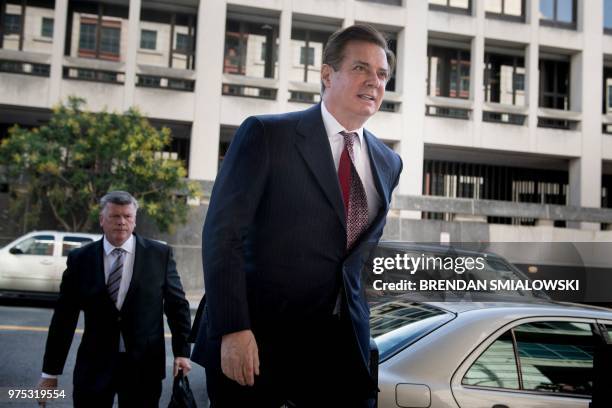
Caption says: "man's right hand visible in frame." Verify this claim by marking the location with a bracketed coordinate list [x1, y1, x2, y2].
[220, 329, 260, 386]
[37, 377, 57, 407]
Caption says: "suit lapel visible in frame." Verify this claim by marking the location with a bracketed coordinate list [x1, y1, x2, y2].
[121, 234, 144, 312]
[93, 239, 106, 291]
[295, 103, 346, 230]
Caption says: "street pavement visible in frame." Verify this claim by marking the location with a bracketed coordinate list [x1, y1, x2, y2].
[0, 302, 209, 407]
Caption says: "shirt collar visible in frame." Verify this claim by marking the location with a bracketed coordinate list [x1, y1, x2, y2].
[321, 101, 364, 146]
[103, 234, 135, 256]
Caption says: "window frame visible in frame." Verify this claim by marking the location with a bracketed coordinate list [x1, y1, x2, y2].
[4, 13, 22, 35]
[140, 29, 157, 50]
[460, 317, 600, 399]
[485, 0, 526, 23]
[539, 0, 577, 30]
[429, 0, 472, 16]
[605, 0, 612, 34]
[539, 57, 571, 110]
[41, 17, 54, 38]
[427, 45, 471, 99]
[78, 17, 122, 61]
[484, 52, 526, 106]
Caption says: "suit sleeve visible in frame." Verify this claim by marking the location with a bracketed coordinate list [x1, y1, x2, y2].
[42, 253, 81, 375]
[163, 246, 192, 358]
[202, 116, 269, 339]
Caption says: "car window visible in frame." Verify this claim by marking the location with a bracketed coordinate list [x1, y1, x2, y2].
[62, 236, 93, 256]
[13, 235, 55, 256]
[462, 330, 519, 389]
[463, 321, 596, 396]
[515, 321, 595, 396]
[371, 301, 455, 361]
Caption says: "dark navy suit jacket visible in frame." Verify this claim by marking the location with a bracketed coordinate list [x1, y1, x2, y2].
[42, 235, 192, 392]
[191, 103, 402, 387]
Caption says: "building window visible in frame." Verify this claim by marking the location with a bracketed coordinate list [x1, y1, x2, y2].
[484, 52, 525, 105]
[463, 322, 595, 395]
[78, 19, 121, 61]
[140, 29, 156, 50]
[4, 14, 21, 35]
[224, 18, 279, 79]
[175, 32, 192, 54]
[78, 23, 96, 51]
[290, 26, 335, 84]
[100, 26, 120, 55]
[540, 0, 576, 28]
[605, 0, 612, 33]
[300, 46, 315, 66]
[429, 0, 471, 14]
[485, 0, 524, 21]
[427, 46, 471, 99]
[539, 58, 570, 110]
[41, 17, 54, 38]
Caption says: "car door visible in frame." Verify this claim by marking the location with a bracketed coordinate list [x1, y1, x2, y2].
[2, 234, 58, 292]
[452, 317, 595, 408]
[51, 235, 96, 291]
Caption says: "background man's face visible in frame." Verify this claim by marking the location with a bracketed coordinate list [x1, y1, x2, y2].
[99, 203, 136, 246]
[323, 41, 389, 126]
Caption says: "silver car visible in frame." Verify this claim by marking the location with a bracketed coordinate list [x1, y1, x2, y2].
[373, 299, 612, 408]
[0, 230, 101, 298]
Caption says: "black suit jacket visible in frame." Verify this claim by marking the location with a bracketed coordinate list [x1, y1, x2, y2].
[191, 103, 402, 387]
[42, 234, 191, 391]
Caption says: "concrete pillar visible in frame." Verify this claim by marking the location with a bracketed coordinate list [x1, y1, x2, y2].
[397, 0, 428, 219]
[569, 0, 603, 230]
[343, 0, 355, 27]
[189, 0, 226, 180]
[123, 0, 141, 111]
[48, 0, 68, 106]
[471, 0, 485, 146]
[276, 1, 292, 113]
[526, 0, 540, 151]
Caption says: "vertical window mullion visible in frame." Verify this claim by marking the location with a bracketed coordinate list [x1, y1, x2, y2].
[512, 56, 517, 105]
[95, 3, 103, 59]
[168, 13, 176, 68]
[304, 30, 310, 83]
[18, 0, 25, 51]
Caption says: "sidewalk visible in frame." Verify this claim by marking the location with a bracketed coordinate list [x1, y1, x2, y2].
[185, 290, 204, 311]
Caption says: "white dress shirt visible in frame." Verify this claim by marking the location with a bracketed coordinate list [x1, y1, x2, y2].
[321, 101, 381, 223]
[103, 234, 135, 311]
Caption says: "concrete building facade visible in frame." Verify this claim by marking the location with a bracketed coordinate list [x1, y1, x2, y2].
[4, 0, 612, 287]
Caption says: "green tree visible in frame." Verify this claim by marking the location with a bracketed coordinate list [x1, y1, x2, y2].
[0, 97, 200, 233]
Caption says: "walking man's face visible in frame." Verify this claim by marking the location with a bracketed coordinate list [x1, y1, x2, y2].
[321, 40, 390, 129]
[99, 203, 136, 246]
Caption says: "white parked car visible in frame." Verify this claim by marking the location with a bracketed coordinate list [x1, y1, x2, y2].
[0, 230, 101, 298]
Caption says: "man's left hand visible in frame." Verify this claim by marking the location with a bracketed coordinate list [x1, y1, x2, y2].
[173, 357, 192, 377]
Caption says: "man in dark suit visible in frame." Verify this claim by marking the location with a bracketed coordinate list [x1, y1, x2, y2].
[191, 24, 402, 407]
[38, 191, 192, 407]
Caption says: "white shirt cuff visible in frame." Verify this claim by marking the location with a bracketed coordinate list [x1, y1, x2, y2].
[41, 373, 57, 379]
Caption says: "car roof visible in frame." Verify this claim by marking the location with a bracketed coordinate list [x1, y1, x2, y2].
[24, 230, 101, 237]
[425, 300, 612, 319]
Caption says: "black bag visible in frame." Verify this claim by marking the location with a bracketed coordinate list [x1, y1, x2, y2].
[168, 371, 197, 408]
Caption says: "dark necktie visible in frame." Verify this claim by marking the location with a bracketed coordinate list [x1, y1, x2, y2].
[107, 248, 125, 304]
[338, 131, 369, 249]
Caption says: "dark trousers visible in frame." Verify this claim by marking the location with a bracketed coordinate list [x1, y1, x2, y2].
[73, 354, 162, 408]
[205, 316, 376, 408]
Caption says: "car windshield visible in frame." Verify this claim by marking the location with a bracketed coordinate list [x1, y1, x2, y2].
[371, 301, 455, 361]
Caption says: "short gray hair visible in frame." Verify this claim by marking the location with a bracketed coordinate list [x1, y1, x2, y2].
[100, 191, 139, 213]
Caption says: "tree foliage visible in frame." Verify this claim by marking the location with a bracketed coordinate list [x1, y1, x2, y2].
[0, 97, 200, 232]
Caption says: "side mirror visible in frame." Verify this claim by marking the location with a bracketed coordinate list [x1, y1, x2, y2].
[9, 247, 23, 255]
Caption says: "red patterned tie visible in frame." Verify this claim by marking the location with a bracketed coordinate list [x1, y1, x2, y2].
[338, 131, 369, 249]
